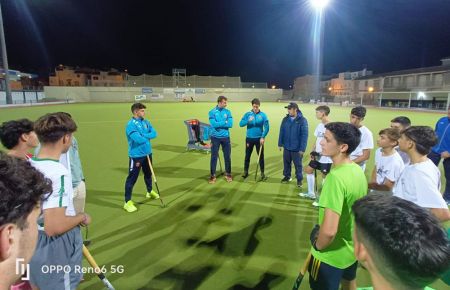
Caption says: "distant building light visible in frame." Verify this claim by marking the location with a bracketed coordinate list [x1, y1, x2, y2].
[271, 85, 276, 89]
[368, 86, 374, 92]
[328, 87, 332, 91]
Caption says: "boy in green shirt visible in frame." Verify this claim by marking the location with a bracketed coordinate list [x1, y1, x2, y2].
[309, 122, 367, 290]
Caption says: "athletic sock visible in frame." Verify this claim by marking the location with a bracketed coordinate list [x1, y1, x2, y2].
[307, 174, 315, 194]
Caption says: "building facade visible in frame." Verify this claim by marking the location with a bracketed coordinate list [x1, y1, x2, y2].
[49, 65, 126, 87]
[355, 57, 450, 109]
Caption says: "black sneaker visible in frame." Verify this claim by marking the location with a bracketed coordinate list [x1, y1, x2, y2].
[297, 180, 303, 188]
[242, 171, 249, 179]
[281, 176, 292, 183]
[260, 173, 268, 181]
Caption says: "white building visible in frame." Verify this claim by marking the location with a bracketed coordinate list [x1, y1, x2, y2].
[355, 57, 450, 108]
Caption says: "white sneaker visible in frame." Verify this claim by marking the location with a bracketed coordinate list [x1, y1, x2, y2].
[298, 192, 316, 199]
[312, 201, 319, 207]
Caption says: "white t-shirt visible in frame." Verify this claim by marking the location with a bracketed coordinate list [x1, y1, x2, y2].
[314, 123, 332, 164]
[350, 126, 374, 168]
[393, 159, 448, 209]
[30, 158, 76, 219]
[374, 148, 405, 185]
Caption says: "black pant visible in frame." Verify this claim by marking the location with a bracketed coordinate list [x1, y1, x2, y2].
[124, 154, 152, 202]
[283, 149, 303, 181]
[210, 137, 231, 176]
[244, 138, 264, 173]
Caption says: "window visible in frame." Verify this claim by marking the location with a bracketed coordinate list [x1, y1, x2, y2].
[93, 76, 98, 80]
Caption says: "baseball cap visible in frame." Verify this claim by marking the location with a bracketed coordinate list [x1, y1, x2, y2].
[284, 102, 299, 110]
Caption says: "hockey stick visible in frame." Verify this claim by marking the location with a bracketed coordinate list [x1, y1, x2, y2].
[82, 245, 115, 290]
[146, 155, 166, 208]
[292, 252, 312, 290]
[254, 144, 264, 181]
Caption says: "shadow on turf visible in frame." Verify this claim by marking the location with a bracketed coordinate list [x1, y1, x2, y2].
[186, 215, 273, 257]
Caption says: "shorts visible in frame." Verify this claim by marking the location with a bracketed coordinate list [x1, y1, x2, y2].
[29, 226, 83, 290]
[309, 160, 332, 175]
[308, 255, 358, 290]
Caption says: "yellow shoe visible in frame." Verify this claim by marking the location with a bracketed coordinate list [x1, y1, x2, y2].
[123, 200, 137, 212]
[146, 190, 160, 199]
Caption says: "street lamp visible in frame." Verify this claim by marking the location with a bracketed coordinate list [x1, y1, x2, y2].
[0, 2, 12, 104]
[309, 0, 331, 102]
[310, 0, 330, 10]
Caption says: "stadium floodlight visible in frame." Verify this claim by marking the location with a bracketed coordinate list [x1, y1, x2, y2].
[310, 0, 330, 10]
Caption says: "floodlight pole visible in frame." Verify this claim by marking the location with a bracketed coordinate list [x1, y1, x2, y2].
[0, 2, 11, 104]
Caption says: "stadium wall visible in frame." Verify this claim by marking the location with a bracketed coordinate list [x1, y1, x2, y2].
[44, 86, 282, 102]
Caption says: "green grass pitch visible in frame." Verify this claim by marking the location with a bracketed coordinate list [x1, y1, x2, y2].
[0, 102, 447, 289]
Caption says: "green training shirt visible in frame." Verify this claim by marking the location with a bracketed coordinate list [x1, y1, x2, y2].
[311, 162, 368, 269]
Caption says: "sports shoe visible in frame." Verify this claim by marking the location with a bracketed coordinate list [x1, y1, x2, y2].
[123, 200, 137, 213]
[297, 180, 303, 188]
[208, 175, 217, 184]
[225, 174, 233, 182]
[146, 190, 160, 199]
[242, 171, 249, 179]
[281, 176, 292, 183]
[260, 173, 268, 181]
[312, 201, 319, 207]
[299, 192, 316, 199]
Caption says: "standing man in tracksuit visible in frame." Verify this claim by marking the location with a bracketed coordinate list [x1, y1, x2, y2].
[239, 98, 270, 181]
[123, 102, 159, 213]
[428, 106, 450, 204]
[278, 102, 308, 188]
[209, 95, 233, 184]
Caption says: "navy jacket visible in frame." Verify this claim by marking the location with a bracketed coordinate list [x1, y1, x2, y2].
[432, 116, 450, 154]
[278, 112, 308, 152]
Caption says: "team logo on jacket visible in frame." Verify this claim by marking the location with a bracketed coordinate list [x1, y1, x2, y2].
[224, 113, 228, 118]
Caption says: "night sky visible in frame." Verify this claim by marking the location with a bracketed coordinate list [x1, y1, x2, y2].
[2, 0, 450, 88]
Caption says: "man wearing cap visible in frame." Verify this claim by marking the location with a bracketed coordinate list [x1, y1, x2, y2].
[278, 102, 309, 187]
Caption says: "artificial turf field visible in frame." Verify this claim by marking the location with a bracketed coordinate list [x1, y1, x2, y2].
[1, 102, 448, 290]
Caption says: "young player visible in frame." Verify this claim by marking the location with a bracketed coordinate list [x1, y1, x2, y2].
[308, 122, 367, 290]
[0, 153, 51, 290]
[368, 128, 404, 193]
[299, 105, 332, 204]
[349, 106, 374, 172]
[208, 96, 233, 183]
[28, 112, 92, 289]
[124, 102, 159, 213]
[353, 193, 450, 290]
[239, 98, 269, 181]
[390, 116, 411, 165]
[393, 126, 450, 222]
[0, 119, 39, 159]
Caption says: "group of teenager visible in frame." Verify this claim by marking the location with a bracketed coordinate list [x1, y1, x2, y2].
[1, 99, 450, 290]
[205, 96, 450, 290]
[0, 113, 88, 289]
